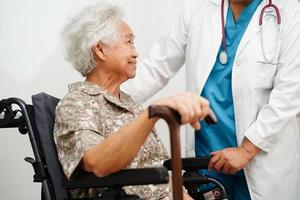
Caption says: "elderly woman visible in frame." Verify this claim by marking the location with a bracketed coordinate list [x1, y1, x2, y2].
[54, 2, 210, 200]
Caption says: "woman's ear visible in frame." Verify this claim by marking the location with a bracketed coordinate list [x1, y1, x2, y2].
[92, 43, 106, 61]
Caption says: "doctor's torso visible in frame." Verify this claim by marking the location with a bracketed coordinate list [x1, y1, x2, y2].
[183, 1, 300, 199]
[184, 0, 281, 141]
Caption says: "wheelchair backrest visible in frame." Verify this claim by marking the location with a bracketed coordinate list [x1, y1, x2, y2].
[31, 93, 69, 200]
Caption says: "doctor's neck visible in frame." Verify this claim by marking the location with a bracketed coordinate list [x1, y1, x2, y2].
[229, 0, 253, 21]
[229, 0, 253, 4]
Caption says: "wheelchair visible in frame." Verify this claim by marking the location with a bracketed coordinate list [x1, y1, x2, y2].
[0, 92, 228, 200]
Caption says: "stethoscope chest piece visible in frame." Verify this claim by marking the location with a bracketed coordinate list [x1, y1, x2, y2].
[219, 50, 228, 65]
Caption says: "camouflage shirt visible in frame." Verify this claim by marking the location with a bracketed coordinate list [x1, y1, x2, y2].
[53, 82, 172, 199]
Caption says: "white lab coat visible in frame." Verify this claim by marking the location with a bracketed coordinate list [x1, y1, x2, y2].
[123, 0, 300, 199]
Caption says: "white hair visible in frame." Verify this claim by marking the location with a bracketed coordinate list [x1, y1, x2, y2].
[62, 1, 123, 76]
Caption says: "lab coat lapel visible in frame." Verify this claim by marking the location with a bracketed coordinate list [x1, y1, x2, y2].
[210, 1, 226, 64]
[196, 0, 229, 92]
[236, 1, 265, 56]
[197, 0, 228, 92]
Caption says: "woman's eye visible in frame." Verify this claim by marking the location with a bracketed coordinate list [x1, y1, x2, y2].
[126, 40, 134, 48]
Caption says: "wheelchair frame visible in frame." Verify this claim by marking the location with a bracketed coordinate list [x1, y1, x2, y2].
[0, 93, 227, 200]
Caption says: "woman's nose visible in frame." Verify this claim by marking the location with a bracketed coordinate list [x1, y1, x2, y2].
[132, 48, 138, 58]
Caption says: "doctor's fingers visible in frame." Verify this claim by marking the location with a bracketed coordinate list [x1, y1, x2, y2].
[213, 157, 226, 173]
[223, 162, 242, 175]
[228, 169, 238, 175]
[221, 164, 232, 175]
[208, 153, 222, 171]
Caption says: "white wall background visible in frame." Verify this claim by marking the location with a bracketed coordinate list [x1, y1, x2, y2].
[0, 0, 186, 199]
[2, 1, 300, 199]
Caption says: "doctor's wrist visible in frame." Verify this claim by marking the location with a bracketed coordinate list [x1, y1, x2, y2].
[241, 138, 261, 160]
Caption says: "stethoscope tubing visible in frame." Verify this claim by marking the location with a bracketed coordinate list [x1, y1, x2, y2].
[220, 0, 281, 65]
[259, 0, 281, 25]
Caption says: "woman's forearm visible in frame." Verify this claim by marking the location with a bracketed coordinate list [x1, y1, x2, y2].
[83, 92, 210, 177]
[83, 108, 157, 177]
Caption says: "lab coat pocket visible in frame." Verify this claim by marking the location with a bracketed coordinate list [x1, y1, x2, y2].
[252, 62, 277, 89]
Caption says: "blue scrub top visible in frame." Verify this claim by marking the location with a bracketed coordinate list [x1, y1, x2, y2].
[196, 0, 262, 160]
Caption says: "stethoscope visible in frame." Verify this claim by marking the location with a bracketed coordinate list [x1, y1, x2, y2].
[219, 0, 281, 65]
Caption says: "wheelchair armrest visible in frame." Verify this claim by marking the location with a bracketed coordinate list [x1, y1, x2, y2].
[63, 167, 169, 189]
[163, 157, 211, 171]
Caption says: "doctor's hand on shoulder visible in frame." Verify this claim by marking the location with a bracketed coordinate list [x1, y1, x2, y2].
[208, 138, 261, 175]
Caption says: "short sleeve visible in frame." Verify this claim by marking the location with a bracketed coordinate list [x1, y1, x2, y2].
[54, 94, 104, 179]
[57, 129, 103, 179]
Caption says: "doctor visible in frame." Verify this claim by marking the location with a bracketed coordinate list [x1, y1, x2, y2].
[123, 0, 300, 199]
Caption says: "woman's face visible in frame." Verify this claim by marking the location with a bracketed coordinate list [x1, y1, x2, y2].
[101, 20, 138, 81]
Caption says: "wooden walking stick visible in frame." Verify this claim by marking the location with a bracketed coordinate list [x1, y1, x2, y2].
[149, 105, 217, 200]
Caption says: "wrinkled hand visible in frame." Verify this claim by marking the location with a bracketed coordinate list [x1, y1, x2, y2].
[153, 92, 210, 130]
[208, 147, 252, 175]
